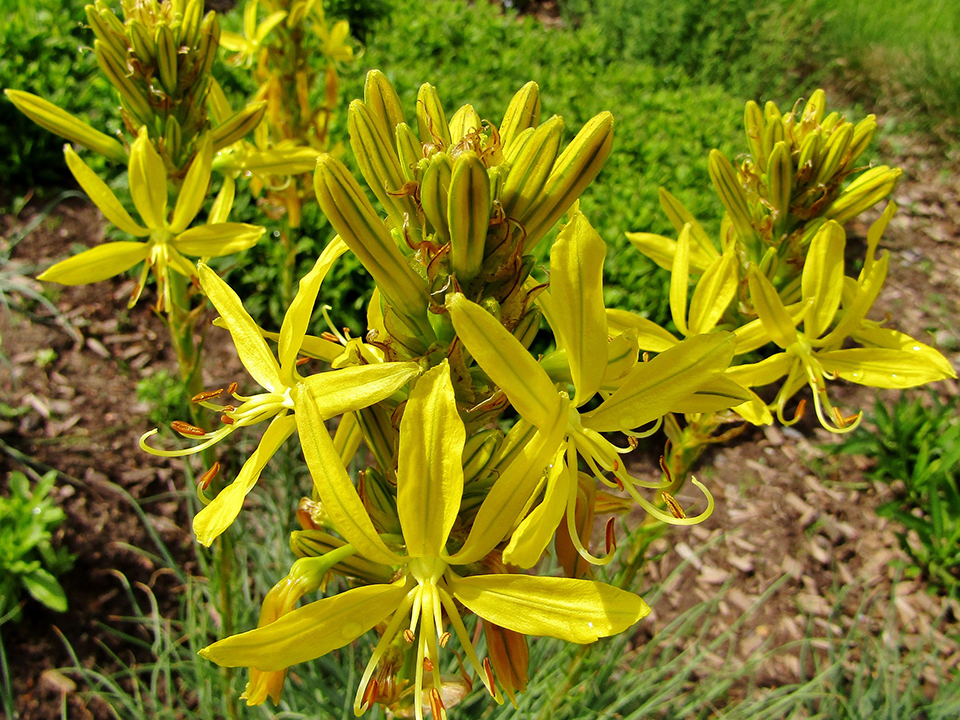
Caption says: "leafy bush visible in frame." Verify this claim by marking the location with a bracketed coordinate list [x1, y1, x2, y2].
[0, 471, 74, 620]
[840, 393, 960, 594]
[559, 0, 824, 101]
[0, 0, 116, 188]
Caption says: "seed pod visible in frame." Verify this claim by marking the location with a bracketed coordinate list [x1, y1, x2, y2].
[395, 122, 422, 182]
[744, 100, 766, 171]
[416, 83, 451, 148]
[211, 101, 266, 150]
[708, 149, 755, 243]
[155, 22, 179, 95]
[449, 104, 481, 144]
[767, 140, 792, 218]
[420, 152, 453, 243]
[364, 69, 406, 140]
[500, 115, 563, 221]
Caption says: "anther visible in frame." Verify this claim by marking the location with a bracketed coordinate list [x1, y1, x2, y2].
[296, 356, 310, 367]
[171, 420, 206, 437]
[661, 491, 686, 519]
[429, 688, 445, 718]
[659, 456, 674, 483]
[321, 331, 341, 343]
[613, 459, 619, 472]
[605, 517, 617, 553]
[439, 632, 451, 648]
[199, 462, 220, 490]
[628, 436, 639, 450]
[221, 414, 235, 425]
[642, 352, 650, 362]
[793, 399, 807, 421]
[227, 381, 238, 394]
[833, 406, 845, 426]
[192, 388, 224, 403]
[403, 629, 416, 644]
[361, 678, 379, 709]
[483, 657, 496, 695]
[423, 657, 435, 672]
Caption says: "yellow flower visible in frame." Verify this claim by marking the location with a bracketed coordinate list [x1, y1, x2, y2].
[200, 362, 650, 719]
[448, 212, 742, 568]
[140, 237, 421, 545]
[38, 129, 264, 311]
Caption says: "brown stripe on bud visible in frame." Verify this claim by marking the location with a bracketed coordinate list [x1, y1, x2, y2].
[192, 388, 224, 403]
[171, 420, 206, 437]
[199, 462, 220, 490]
[661, 491, 686, 519]
[605, 517, 617, 553]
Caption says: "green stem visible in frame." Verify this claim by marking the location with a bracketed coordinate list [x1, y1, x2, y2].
[216, 531, 238, 720]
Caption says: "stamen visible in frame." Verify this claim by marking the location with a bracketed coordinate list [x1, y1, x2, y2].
[199, 462, 220, 490]
[659, 456, 674, 484]
[429, 688, 445, 719]
[794, 399, 807, 422]
[439, 631, 451, 648]
[321, 331, 341, 343]
[296, 356, 310, 367]
[642, 352, 650, 362]
[361, 678, 379, 710]
[661, 491, 686, 519]
[628, 436, 639, 450]
[191, 388, 224, 403]
[423, 657, 434, 673]
[227, 381, 239, 395]
[404, 629, 416, 644]
[171, 420, 206, 437]
[221, 414, 235, 425]
[604, 517, 617, 553]
[483, 657, 496, 695]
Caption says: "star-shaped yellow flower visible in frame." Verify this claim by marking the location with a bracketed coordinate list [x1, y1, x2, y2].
[38, 129, 264, 311]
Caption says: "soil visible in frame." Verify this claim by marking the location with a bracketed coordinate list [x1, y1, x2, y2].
[1, 131, 959, 719]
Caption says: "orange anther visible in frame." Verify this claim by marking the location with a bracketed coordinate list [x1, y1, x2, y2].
[439, 632, 451, 648]
[199, 462, 220, 490]
[429, 688, 445, 718]
[483, 657, 496, 694]
[191, 388, 224, 403]
[171, 421, 206, 437]
[794, 399, 807, 421]
[296, 356, 310, 367]
[423, 657, 434, 672]
[220, 414, 235, 425]
[227, 381, 238, 394]
[661, 491, 686, 519]
[605, 517, 617, 553]
[403, 629, 416, 644]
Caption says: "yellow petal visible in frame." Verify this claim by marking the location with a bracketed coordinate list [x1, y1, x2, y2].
[303, 363, 421, 418]
[397, 361, 463, 558]
[852, 325, 956, 379]
[295, 385, 402, 566]
[669, 223, 691, 336]
[449, 399, 568, 565]
[669, 376, 752, 414]
[581, 333, 735, 433]
[687, 250, 738, 335]
[63, 146, 147, 237]
[277, 236, 348, 382]
[37, 242, 149, 285]
[199, 263, 282, 393]
[447, 151, 491, 282]
[657, 187, 717, 264]
[747, 269, 798, 349]
[193, 414, 296, 546]
[174, 223, 264, 257]
[128, 128, 168, 228]
[725, 352, 792, 388]
[200, 583, 409, 672]
[733, 300, 810, 354]
[606, 309, 679, 352]
[449, 574, 650, 644]
[818, 348, 956, 388]
[802, 221, 845, 338]
[819, 253, 889, 348]
[170, 134, 213, 233]
[545, 212, 607, 405]
[502, 450, 570, 568]
[448, 293, 562, 428]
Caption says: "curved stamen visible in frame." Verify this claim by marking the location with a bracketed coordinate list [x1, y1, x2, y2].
[354, 587, 417, 716]
[620, 475, 715, 526]
[436, 585, 498, 699]
[139, 424, 236, 457]
[564, 444, 615, 566]
[619, 415, 663, 439]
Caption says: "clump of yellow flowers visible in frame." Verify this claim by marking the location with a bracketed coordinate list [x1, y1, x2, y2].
[136, 74, 952, 718]
[9, 2, 955, 712]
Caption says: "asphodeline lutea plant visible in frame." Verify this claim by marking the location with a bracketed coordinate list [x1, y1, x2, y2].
[189, 71, 753, 718]
[625, 89, 955, 496]
[6, 0, 273, 398]
[217, 0, 359, 306]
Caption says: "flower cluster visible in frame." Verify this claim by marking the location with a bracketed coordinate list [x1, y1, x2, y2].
[142, 73, 754, 717]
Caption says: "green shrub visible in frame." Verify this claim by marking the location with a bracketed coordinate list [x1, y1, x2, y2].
[0, 471, 74, 620]
[0, 0, 116, 188]
[840, 393, 960, 594]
